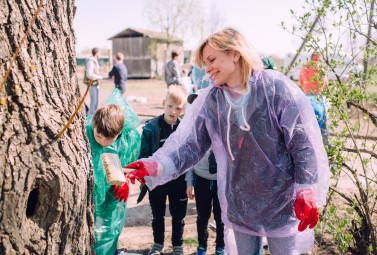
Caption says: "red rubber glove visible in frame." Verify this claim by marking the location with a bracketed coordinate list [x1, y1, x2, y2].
[294, 189, 319, 232]
[113, 183, 129, 202]
[124, 160, 157, 184]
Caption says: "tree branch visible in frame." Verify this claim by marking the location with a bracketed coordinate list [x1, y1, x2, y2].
[329, 186, 354, 204]
[348, 101, 377, 127]
[344, 147, 377, 159]
[331, 133, 377, 141]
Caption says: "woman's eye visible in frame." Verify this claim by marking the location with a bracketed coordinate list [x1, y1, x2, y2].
[210, 58, 215, 63]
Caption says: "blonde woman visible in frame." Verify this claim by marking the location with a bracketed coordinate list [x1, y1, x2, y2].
[121, 28, 330, 255]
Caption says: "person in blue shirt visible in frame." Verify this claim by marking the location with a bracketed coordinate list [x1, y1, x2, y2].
[191, 65, 210, 90]
[109, 52, 128, 94]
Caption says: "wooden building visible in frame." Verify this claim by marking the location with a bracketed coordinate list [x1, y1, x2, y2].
[109, 28, 183, 78]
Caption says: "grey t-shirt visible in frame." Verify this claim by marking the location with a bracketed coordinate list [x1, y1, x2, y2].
[185, 151, 217, 186]
[164, 60, 182, 86]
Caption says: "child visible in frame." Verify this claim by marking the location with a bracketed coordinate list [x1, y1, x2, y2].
[191, 65, 210, 90]
[181, 68, 197, 95]
[123, 28, 330, 255]
[299, 52, 330, 147]
[186, 93, 225, 255]
[139, 85, 188, 255]
[109, 52, 128, 94]
[261, 57, 277, 70]
[86, 104, 140, 255]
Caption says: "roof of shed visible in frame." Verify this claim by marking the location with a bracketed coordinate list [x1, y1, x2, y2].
[108, 28, 183, 43]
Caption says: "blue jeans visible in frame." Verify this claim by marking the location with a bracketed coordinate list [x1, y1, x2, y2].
[89, 85, 99, 116]
[234, 231, 299, 255]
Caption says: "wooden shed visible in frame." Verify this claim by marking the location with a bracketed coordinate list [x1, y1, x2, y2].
[109, 28, 183, 78]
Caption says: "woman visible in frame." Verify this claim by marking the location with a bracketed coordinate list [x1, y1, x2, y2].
[121, 28, 330, 255]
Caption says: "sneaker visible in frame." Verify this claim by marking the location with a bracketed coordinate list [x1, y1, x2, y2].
[215, 247, 225, 255]
[196, 245, 207, 255]
[148, 243, 164, 255]
[172, 245, 184, 255]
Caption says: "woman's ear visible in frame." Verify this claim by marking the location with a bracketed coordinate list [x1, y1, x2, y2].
[233, 51, 240, 63]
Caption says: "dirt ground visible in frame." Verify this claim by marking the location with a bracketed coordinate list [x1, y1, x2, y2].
[78, 67, 376, 255]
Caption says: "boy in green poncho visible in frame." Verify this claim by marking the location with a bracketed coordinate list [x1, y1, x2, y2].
[86, 103, 141, 255]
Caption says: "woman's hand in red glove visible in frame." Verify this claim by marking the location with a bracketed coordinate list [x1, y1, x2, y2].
[124, 160, 158, 184]
[113, 182, 129, 202]
[294, 189, 319, 232]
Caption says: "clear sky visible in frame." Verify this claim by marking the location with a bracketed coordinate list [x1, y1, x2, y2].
[74, 0, 304, 58]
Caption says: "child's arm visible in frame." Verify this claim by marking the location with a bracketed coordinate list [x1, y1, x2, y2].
[108, 66, 115, 79]
[185, 169, 194, 200]
[139, 128, 153, 159]
[185, 168, 194, 187]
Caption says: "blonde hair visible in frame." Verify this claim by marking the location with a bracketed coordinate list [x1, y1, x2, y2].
[166, 85, 188, 104]
[92, 104, 125, 138]
[115, 52, 124, 61]
[195, 27, 264, 90]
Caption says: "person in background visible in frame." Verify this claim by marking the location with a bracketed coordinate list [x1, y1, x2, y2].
[185, 92, 225, 255]
[181, 68, 197, 95]
[299, 52, 330, 147]
[191, 65, 210, 90]
[119, 27, 330, 255]
[261, 57, 277, 70]
[109, 52, 128, 94]
[86, 104, 140, 255]
[138, 85, 188, 255]
[164, 51, 183, 87]
[85, 47, 104, 116]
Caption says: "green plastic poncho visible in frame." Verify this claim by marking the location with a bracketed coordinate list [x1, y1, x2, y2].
[86, 88, 141, 255]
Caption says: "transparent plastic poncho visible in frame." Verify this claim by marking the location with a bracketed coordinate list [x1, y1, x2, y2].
[86, 88, 141, 255]
[143, 70, 330, 254]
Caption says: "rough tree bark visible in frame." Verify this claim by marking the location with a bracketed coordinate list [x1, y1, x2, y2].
[0, 0, 94, 254]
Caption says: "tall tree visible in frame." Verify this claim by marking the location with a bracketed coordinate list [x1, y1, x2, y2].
[0, 0, 93, 254]
[208, 0, 225, 35]
[144, 0, 205, 50]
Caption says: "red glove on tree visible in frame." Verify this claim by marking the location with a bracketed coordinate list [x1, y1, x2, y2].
[124, 160, 157, 184]
[294, 189, 319, 232]
[113, 182, 129, 202]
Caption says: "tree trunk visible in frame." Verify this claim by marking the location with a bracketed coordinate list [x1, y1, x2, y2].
[0, 0, 94, 254]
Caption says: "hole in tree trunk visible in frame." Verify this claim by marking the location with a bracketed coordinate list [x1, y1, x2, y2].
[27, 177, 60, 229]
[26, 188, 39, 217]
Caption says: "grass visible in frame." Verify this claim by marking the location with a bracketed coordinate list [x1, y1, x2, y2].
[184, 237, 198, 247]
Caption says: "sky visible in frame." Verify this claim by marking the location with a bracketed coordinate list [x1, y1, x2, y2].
[74, 0, 304, 58]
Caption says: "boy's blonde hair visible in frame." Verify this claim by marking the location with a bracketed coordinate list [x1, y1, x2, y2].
[115, 52, 124, 61]
[92, 104, 124, 138]
[195, 27, 264, 90]
[166, 85, 188, 105]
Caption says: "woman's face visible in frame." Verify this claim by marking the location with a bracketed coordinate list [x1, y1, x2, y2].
[202, 44, 240, 87]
